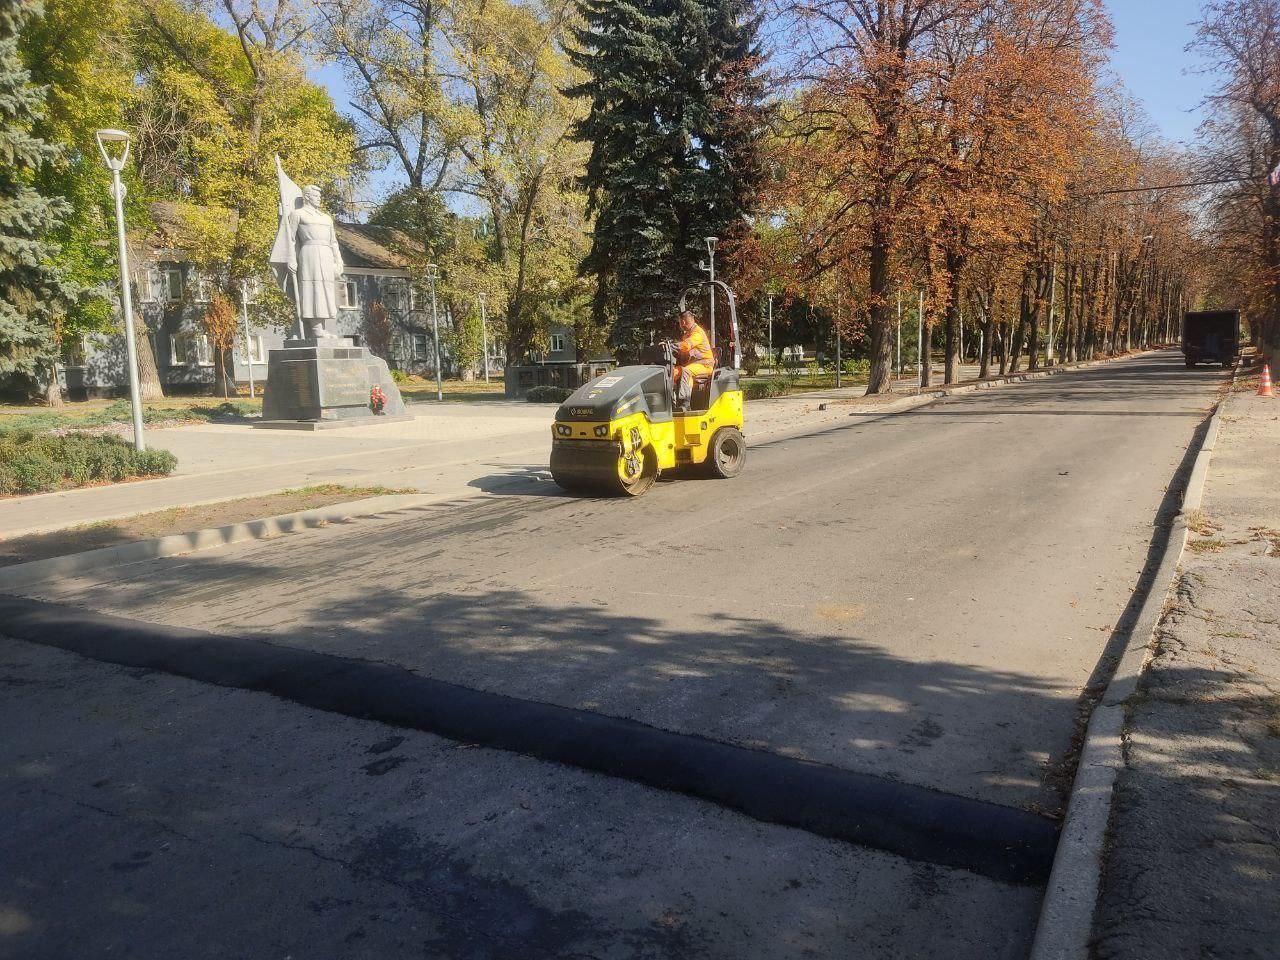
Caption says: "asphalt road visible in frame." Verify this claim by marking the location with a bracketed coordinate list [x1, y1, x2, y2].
[0, 351, 1224, 959]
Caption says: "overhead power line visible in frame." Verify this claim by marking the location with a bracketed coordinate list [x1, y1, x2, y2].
[1080, 176, 1256, 197]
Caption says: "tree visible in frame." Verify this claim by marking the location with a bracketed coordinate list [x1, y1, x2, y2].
[132, 0, 357, 312]
[314, 0, 464, 246]
[570, 0, 766, 356]
[0, 0, 72, 401]
[201, 290, 238, 397]
[450, 0, 591, 365]
[1193, 0, 1280, 352]
[20, 0, 135, 404]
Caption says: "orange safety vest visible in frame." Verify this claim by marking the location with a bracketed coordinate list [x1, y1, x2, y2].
[678, 324, 714, 375]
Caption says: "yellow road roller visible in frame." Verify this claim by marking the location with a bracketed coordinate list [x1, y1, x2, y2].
[550, 282, 746, 497]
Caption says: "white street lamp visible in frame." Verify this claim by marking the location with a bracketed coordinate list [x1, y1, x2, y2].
[479, 292, 490, 384]
[767, 292, 774, 371]
[426, 264, 443, 401]
[96, 128, 146, 452]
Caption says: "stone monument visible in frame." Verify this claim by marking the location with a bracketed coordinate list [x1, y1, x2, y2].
[256, 156, 407, 430]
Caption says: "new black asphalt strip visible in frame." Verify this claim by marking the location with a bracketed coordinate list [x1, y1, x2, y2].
[0, 593, 1057, 884]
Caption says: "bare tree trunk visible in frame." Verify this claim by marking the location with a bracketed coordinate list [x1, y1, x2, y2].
[865, 237, 895, 394]
[1010, 273, 1030, 372]
[45, 360, 64, 407]
[135, 324, 165, 401]
[944, 253, 962, 384]
[978, 287, 993, 380]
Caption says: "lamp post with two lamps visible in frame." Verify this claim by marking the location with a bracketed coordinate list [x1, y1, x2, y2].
[96, 129, 146, 452]
[700, 237, 718, 350]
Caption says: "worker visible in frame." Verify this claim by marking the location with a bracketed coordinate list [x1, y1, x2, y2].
[674, 310, 714, 409]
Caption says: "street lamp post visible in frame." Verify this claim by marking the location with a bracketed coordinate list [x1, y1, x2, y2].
[917, 290, 924, 390]
[426, 264, 443, 402]
[896, 291, 902, 378]
[767, 293, 774, 371]
[479, 293, 490, 384]
[96, 129, 146, 452]
[701, 237, 718, 351]
[241, 279, 256, 399]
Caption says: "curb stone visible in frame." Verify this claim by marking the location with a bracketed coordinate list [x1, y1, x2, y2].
[1027, 359, 1240, 960]
[0, 492, 451, 591]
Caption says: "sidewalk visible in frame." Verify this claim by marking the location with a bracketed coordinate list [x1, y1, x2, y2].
[1091, 375, 1280, 959]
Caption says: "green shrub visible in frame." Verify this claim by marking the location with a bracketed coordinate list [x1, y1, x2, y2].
[843, 358, 870, 378]
[0, 432, 178, 496]
[390, 369, 410, 385]
[526, 385, 573, 403]
[744, 377, 797, 401]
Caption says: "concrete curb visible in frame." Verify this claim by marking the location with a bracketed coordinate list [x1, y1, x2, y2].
[0, 492, 451, 591]
[1027, 363, 1239, 960]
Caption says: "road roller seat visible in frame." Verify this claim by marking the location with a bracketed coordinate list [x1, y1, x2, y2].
[689, 368, 740, 413]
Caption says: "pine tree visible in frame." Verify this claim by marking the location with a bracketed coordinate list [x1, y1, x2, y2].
[0, 0, 71, 394]
[570, 0, 764, 357]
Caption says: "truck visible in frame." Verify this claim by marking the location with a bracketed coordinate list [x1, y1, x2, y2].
[1182, 310, 1241, 368]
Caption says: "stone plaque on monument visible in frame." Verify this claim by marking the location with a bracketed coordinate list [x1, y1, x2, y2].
[256, 339, 408, 430]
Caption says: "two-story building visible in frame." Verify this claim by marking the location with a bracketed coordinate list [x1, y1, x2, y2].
[63, 203, 484, 399]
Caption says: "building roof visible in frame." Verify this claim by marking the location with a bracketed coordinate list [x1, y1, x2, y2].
[335, 223, 424, 272]
[135, 203, 423, 276]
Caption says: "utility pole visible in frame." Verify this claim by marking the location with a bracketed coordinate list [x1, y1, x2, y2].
[702, 237, 718, 351]
[96, 129, 146, 452]
[917, 290, 924, 390]
[767, 293, 774, 371]
[426, 263, 443, 401]
[896, 291, 902, 377]
[835, 303, 842, 389]
[478, 293, 491, 383]
[1047, 257, 1058, 366]
[241, 279, 255, 399]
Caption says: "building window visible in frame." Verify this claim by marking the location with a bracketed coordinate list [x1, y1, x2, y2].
[550, 334, 566, 354]
[383, 283, 403, 313]
[164, 267, 183, 302]
[171, 331, 213, 366]
[339, 280, 358, 309]
[194, 274, 215, 303]
[408, 286, 419, 311]
[239, 334, 266, 364]
[138, 266, 158, 303]
[412, 333, 430, 360]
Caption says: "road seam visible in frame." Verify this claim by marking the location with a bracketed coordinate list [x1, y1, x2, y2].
[0, 593, 1059, 885]
[1027, 363, 1238, 960]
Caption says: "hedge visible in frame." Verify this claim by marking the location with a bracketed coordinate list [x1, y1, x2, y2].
[0, 431, 178, 496]
[526, 385, 573, 403]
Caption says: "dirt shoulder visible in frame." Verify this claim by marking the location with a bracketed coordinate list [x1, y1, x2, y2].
[1092, 372, 1280, 960]
[0, 484, 416, 568]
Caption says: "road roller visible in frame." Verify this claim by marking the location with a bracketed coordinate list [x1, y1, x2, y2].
[549, 282, 747, 497]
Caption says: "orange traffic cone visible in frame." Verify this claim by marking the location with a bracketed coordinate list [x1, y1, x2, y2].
[1259, 364, 1275, 398]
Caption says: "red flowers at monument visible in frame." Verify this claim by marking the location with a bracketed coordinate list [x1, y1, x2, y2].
[370, 385, 387, 414]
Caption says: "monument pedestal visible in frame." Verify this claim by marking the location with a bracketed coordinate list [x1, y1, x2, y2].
[255, 338, 408, 430]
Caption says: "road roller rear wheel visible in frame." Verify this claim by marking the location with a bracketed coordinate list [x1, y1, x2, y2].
[706, 427, 746, 479]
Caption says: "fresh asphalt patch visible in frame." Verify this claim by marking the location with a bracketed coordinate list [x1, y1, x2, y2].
[0, 593, 1058, 885]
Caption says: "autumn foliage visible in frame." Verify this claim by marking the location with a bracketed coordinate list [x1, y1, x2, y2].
[742, 0, 1202, 393]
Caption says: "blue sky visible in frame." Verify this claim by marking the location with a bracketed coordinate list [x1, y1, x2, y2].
[317, 0, 1218, 205]
[1106, 0, 1212, 145]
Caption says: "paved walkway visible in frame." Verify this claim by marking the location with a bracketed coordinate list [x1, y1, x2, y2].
[1092, 374, 1280, 959]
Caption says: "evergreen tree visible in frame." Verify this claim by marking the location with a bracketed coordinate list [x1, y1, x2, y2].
[0, 0, 71, 393]
[570, 0, 764, 356]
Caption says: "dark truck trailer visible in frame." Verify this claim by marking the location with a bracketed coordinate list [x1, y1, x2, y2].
[1182, 310, 1241, 368]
